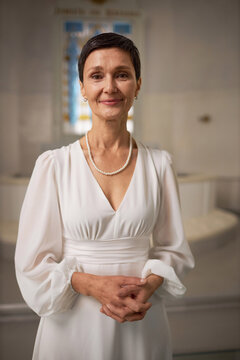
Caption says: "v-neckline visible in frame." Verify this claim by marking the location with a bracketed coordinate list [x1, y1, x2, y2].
[77, 138, 140, 214]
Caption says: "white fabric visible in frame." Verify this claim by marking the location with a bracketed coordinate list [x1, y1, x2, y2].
[15, 140, 194, 360]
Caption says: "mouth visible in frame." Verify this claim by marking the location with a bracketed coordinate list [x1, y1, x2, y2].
[99, 99, 123, 105]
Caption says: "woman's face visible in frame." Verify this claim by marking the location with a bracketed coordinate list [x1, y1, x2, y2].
[80, 47, 141, 124]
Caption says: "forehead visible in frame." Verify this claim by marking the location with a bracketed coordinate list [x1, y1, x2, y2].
[84, 47, 134, 71]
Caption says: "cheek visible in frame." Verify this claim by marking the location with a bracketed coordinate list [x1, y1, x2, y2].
[87, 85, 102, 99]
[125, 88, 136, 102]
[124, 82, 138, 96]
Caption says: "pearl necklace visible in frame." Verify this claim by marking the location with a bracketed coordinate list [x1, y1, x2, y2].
[85, 132, 133, 176]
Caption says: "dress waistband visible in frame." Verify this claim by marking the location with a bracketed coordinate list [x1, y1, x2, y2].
[62, 236, 150, 264]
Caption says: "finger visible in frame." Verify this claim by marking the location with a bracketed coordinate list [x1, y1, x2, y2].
[120, 277, 146, 287]
[106, 303, 136, 319]
[102, 304, 126, 323]
[118, 286, 142, 298]
[100, 305, 109, 316]
[125, 311, 147, 322]
[107, 303, 148, 319]
[124, 298, 152, 313]
[106, 301, 151, 319]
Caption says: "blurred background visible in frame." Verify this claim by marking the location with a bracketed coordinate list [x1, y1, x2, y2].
[0, 0, 239, 359]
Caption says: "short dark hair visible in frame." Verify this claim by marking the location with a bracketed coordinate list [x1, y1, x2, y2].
[78, 32, 141, 82]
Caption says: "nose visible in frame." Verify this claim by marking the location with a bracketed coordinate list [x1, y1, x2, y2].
[103, 75, 117, 93]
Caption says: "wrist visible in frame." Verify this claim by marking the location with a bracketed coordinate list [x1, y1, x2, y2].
[71, 272, 98, 297]
[147, 274, 164, 291]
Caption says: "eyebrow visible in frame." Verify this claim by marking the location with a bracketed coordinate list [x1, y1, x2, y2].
[86, 65, 132, 73]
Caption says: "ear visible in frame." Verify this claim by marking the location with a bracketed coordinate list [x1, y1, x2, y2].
[80, 81, 86, 98]
[135, 78, 142, 98]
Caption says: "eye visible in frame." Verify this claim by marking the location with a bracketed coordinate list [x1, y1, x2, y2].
[90, 73, 103, 80]
[116, 72, 129, 79]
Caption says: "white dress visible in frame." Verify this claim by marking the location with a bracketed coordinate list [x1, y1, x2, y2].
[15, 139, 194, 360]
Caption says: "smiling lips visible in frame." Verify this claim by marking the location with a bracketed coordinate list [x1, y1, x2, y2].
[99, 99, 123, 105]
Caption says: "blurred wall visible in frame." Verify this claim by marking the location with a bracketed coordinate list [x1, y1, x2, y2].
[0, 0, 54, 176]
[0, 0, 239, 179]
[141, 0, 240, 178]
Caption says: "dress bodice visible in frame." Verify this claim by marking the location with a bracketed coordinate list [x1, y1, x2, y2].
[54, 140, 159, 242]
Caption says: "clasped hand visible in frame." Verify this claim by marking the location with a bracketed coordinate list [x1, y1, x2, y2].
[95, 275, 163, 323]
[71, 272, 163, 323]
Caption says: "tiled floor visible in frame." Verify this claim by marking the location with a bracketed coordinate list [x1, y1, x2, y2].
[173, 350, 240, 360]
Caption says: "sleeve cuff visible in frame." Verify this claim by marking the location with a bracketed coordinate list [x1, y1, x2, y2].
[68, 268, 80, 295]
[47, 258, 83, 315]
[66, 258, 83, 295]
[141, 259, 186, 297]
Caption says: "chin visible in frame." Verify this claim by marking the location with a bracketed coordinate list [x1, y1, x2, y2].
[101, 111, 127, 121]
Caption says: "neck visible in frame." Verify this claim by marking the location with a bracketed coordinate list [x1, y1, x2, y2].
[87, 120, 129, 151]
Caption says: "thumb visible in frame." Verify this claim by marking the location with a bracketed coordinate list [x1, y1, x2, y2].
[121, 277, 146, 287]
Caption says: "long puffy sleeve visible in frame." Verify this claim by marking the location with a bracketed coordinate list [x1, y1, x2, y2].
[15, 151, 82, 317]
[141, 151, 195, 297]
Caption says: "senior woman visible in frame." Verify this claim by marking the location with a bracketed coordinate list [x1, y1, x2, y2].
[15, 32, 194, 360]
